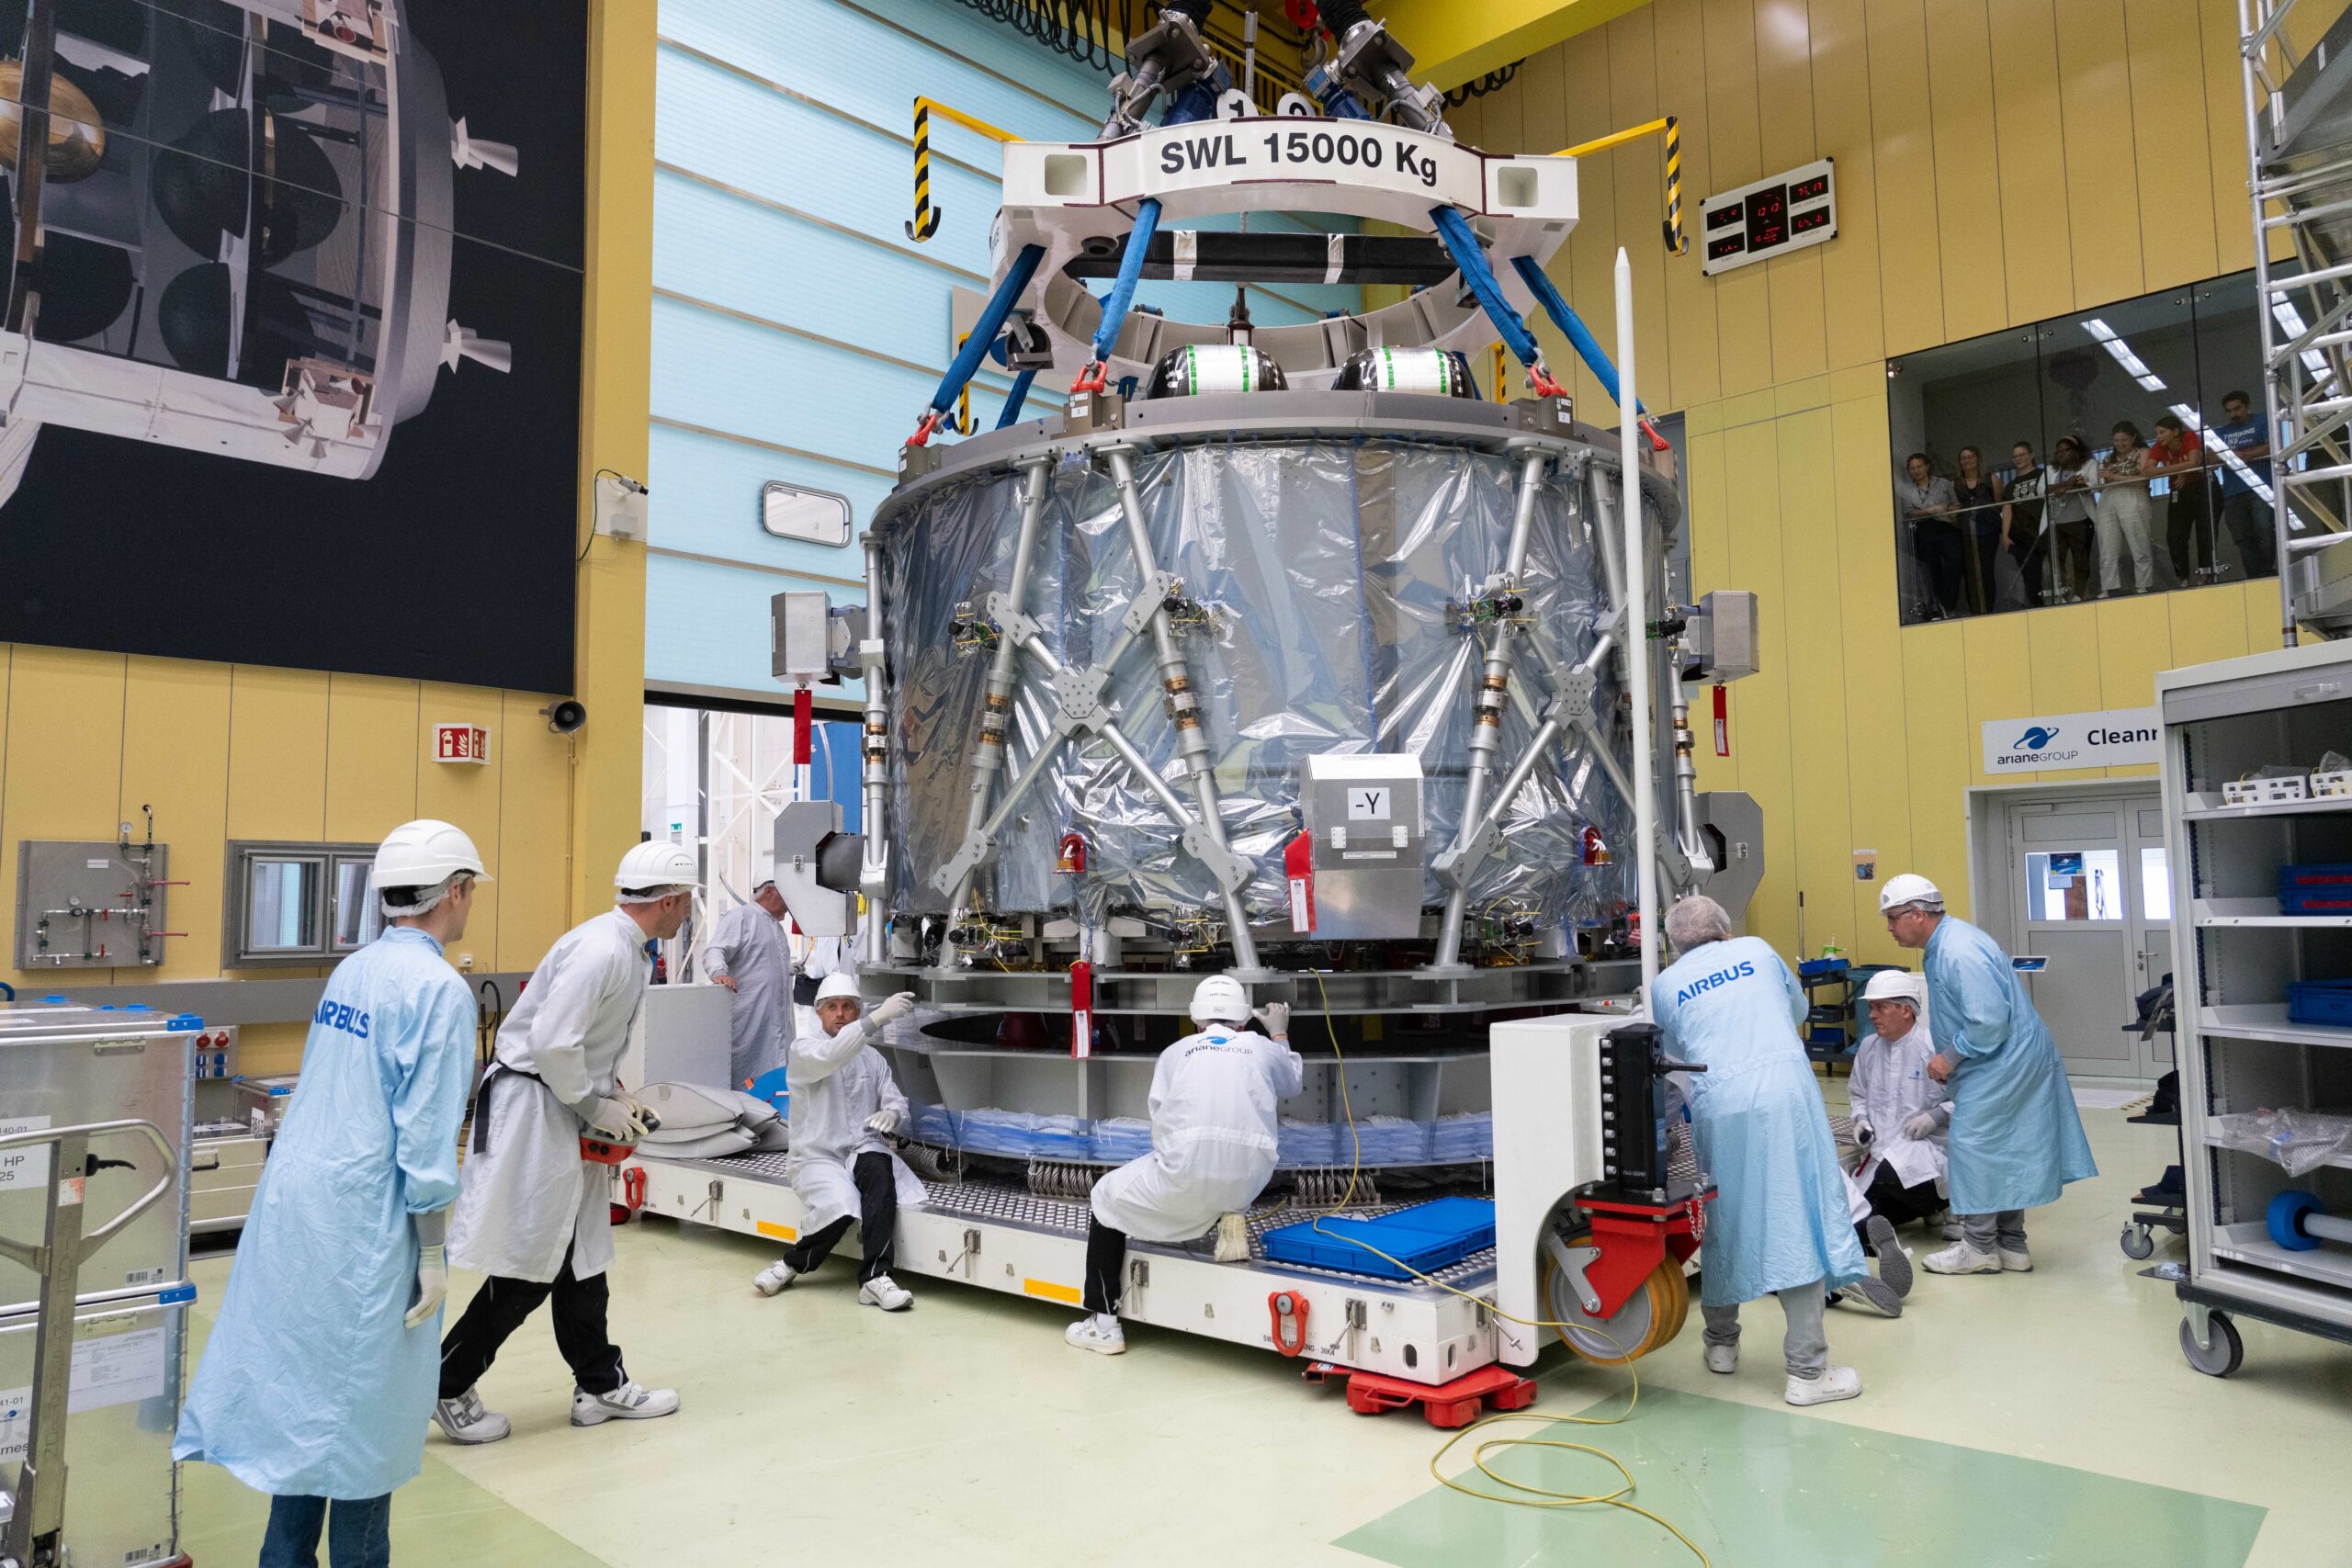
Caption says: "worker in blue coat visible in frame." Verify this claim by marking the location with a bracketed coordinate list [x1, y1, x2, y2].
[1650, 895, 1869, 1407]
[174, 821, 487, 1568]
[1882, 874, 2097, 1275]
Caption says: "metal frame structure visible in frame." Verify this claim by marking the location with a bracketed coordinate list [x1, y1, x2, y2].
[2238, 0, 2352, 643]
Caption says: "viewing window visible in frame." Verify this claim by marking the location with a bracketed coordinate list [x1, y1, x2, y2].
[1885, 268, 2314, 626]
[226, 840, 387, 966]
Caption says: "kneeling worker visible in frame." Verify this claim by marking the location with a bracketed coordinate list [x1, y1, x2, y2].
[1849, 969, 1951, 1294]
[1068, 975, 1304, 1356]
[1651, 896, 1869, 1404]
[753, 972, 922, 1307]
[434, 840, 695, 1442]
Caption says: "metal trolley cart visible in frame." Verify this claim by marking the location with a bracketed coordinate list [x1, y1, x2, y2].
[2154, 640, 2352, 1375]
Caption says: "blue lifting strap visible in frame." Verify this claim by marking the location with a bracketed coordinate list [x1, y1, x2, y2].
[1510, 254, 1646, 417]
[921, 243, 1047, 434]
[1089, 197, 1165, 369]
[1428, 205, 1541, 368]
[994, 367, 1039, 429]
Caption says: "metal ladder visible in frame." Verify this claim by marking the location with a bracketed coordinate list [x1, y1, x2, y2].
[2240, 0, 2352, 642]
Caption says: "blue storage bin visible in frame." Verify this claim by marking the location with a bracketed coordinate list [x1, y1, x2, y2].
[2287, 981, 2352, 1026]
[1386, 1196, 1497, 1252]
[2278, 864, 2352, 915]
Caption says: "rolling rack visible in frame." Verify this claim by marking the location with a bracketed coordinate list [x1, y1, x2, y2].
[2152, 640, 2352, 1375]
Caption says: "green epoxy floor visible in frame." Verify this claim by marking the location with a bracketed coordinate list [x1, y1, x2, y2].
[1339, 1384, 2267, 1567]
[175, 1105, 2351, 1567]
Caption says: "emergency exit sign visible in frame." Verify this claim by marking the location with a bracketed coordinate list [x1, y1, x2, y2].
[433, 723, 491, 764]
[1701, 158, 1836, 276]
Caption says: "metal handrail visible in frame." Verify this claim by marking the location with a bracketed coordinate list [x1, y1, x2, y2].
[0, 1120, 175, 1272]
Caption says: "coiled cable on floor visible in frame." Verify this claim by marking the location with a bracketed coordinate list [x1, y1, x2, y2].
[1298, 969, 1710, 1566]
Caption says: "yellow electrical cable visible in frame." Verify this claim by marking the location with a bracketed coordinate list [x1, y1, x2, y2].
[1296, 970, 1710, 1567]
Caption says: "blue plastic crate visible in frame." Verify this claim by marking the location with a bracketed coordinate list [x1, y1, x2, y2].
[2287, 980, 2352, 1027]
[2278, 863, 2352, 891]
[1386, 1196, 1497, 1252]
[1259, 1214, 1472, 1281]
[2278, 887, 2352, 915]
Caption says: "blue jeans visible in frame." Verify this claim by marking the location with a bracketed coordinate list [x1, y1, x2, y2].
[261, 1493, 391, 1568]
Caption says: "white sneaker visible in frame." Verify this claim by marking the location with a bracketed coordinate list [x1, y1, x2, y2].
[1941, 1219, 1964, 1241]
[1785, 1365, 1862, 1406]
[1866, 1217, 1914, 1298]
[432, 1386, 510, 1445]
[1837, 1276, 1904, 1317]
[1922, 1241, 2003, 1275]
[1067, 1314, 1127, 1355]
[859, 1273, 913, 1311]
[752, 1259, 799, 1296]
[2000, 1247, 2033, 1272]
[1703, 1342, 1737, 1374]
[571, 1381, 679, 1427]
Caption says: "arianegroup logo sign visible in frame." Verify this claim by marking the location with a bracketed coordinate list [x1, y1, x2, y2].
[1982, 707, 2163, 773]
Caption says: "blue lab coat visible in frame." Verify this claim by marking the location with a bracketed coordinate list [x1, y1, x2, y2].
[175, 928, 476, 1499]
[1650, 936, 1868, 1309]
[1922, 916, 2098, 1215]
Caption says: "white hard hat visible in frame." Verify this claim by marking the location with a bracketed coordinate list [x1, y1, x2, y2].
[373, 819, 490, 890]
[1189, 974, 1249, 1026]
[615, 840, 697, 892]
[815, 972, 863, 1006]
[1878, 874, 1943, 913]
[1861, 970, 1924, 1006]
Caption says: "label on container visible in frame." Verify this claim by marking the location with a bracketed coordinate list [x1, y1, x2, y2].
[0, 1116, 51, 1189]
[0, 1326, 168, 1460]
[1178, 345, 1264, 394]
[1365, 347, 1457, 395]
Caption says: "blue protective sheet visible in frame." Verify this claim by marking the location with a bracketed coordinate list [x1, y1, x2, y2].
[1261, 1197, 1497, 1280]
[906, 1101, 1494, 1167]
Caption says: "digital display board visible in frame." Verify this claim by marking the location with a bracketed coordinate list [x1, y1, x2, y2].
[1699, 158, 1835, 276]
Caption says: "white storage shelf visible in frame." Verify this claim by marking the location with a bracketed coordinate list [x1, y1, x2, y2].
[2181, 791, 2352, 821]
[2211, 1221, 2352, 1292]
[2191, 897, 2352, 928]
[2199, 1004, 2352, 1050]
[2200, 1134, 2352, 1173]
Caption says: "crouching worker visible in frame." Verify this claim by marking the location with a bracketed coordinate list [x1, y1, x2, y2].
[754, 973, 924, 1310]
[1068, 976, 1304, 1356]
[1652, 896, 1871, 1404]
[1848, 970, 1952, 1296]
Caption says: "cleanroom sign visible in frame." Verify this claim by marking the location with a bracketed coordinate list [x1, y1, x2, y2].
[1981, 707, 2162, 773]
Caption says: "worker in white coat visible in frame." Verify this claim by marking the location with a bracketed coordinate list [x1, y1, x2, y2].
[703, 878, 792, 1088]
[434, 840, 695, 1443]
[752, 972, 925, 1308]
[174, 821, 484, 1567]
[1068, 975, 1303, 1356]
[1847, 969, 1951, 1297]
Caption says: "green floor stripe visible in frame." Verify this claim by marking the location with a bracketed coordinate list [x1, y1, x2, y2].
[1336, 1385, 2266, 1568]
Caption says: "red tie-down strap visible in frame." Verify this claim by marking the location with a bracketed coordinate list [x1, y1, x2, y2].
[793, 688, 813, 765]
[1069, 958, 1093, 1059]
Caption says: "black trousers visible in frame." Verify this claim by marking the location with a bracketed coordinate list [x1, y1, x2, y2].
[2221, 491, 2278, 578]
[2166, 484, 2212, 581]
[1082, 1213, 1128, 1314]
[438, 1241, 624, 1399]
[779, 1151, 897, 1283]
[1912, 520, 1966, 616]
[1853, 1162, 1946, 1253]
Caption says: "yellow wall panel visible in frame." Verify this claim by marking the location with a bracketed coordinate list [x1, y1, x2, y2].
[1607, 11, 1677, 415]
[416, 684, 508, 970]
[1721, 422, 1798, 951]
[225, 668, 328, 841]
[1686, 428, 1739, 795]
[498, 694, 575, 974]
[1651, 0, 1724, 406]
[1829, 393, 1915, 965]
[1923, 0, 2009, 339]
[2125, 0, 2220, 290]
[1808, 0, 1888, 372]
[1753, 0, 1828, 383]
[2053, 0, 2145, 307]
[2200, 0, 2253, 276]
[1984, 0, 2076, 325]
[1702, 0, 1776, 396]
[2243, 577, 2286, 651]
[2025, 603, 2107, 716]
[119, 659, 232, 983]
[1901, 621, 1974, 914]
[1774, 409, 1862, 953]
[322, 675, 420, 843]
[2166, 579, 2251, 671]
[1862, 0, 1947, 355]
[1560, 38, 1622, 416]
[3, 649, 128, 986]
[2094, 594, 2175, 713]
[1961, 615, 2036, 785]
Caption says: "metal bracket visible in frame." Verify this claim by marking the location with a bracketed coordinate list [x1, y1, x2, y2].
[1130, 1258, 1150, 1296]
[1547, 1234, 1605, 1316]
[1180, 825, 1252, 894]
[1122, 571, 1186, 637]
[2183, 1299, 2214, 1350]
[1430, 825, 1501, 889]
[985, 592, 1043, 650]
[1048, 665, 1114, 734]
[929, 829, 995, 897]
[1544, 666, 1599, 728]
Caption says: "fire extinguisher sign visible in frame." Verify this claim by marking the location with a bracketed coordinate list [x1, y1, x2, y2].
[433, 724, 492, 764]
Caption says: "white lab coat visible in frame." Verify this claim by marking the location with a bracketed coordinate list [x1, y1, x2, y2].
[1091, 1026, 1306, 1243]
[786, 1016, 924, 1231]
[449, 909, 650, 1282]
[703, 901, 791, 1089]
[1849, 1021, 1951, 1190]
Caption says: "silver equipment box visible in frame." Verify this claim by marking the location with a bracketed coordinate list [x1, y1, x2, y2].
[1297, 753, 1426, 941]
[620, 983, 734, 1091]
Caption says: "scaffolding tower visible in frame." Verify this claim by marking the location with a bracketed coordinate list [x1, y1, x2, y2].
[2242, 0, 2352, 643]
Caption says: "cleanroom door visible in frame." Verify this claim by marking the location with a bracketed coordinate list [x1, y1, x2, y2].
[2124, 798, 2175, 1077]
[2011, 800, 2135, 1079]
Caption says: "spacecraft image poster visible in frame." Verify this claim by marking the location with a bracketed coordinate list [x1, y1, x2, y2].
[0, 0, 587, 694]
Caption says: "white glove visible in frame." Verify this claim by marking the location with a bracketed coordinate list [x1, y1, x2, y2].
[868, 992, 916, 1026]
[1849, 1117, 1873, 1145]
[865, 1109, 900, 1136]
[1902, 1111, 1941, 1140]
[405, 1243, 447, 1329]
[1253, 1002, 1290, 1038]
[580, 1096, 653, 1145]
